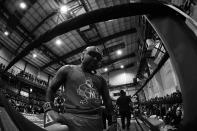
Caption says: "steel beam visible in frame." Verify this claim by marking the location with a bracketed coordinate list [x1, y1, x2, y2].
[101, 53, 135, 67]
[41, 29, 136, 69]
[0, 2, 60, 63]
[5, 3, 167, 72]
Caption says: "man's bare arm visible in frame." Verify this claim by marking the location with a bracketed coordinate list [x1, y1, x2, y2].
[45, 66, 68, 102]
[100, 77, 113, 112]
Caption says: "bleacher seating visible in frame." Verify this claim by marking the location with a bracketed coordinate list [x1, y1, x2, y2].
[139, 90, 183, 128]
[0, 62, 48, 88]
[0, 87, 44, 114]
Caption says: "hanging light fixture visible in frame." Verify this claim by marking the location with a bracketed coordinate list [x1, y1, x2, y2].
[116, 50, 122, 56]
[60, 5, 69, 14]
[19, 1, 27, 9]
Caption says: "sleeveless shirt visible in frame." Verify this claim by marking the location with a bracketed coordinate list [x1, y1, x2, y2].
[61, 65, 103, 114]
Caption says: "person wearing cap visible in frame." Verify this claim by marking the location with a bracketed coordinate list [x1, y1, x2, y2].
[43, 46, 114, 131]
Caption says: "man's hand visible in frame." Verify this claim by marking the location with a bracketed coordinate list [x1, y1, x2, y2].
[44, 110, 69, 131]
[44, 110, 65, 127]
[43, 102, 65, 127]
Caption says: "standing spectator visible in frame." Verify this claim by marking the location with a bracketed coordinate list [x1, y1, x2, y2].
[54, 95, 65, 113]
[116, 90, 131, 130]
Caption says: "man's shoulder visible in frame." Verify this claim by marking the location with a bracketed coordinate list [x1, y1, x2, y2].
[61, 64, 76, 69]
[126, 96, 131, 98]
[117, 96, 121, 101]
[58, 65, 76, 72]
[55, 65, 76, 76]
[127, 96, 131, 101]
[116, 97, 120, 104]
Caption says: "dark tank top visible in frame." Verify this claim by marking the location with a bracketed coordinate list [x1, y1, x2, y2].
[62, 65, 103, 114]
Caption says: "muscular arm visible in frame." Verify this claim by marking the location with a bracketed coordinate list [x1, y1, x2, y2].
[100, 77, 113, 113]
[116, 98, 120, 107]
[45, 66, 68, 102]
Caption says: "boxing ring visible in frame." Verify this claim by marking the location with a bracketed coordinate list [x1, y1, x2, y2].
[1, 2, 197, 131]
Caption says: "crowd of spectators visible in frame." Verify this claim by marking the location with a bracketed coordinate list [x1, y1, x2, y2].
[0, 64, 48, 115]
[139, 90, 183, 128]
[0, 62, 48, 88]
[0, 87, 44, 114]
[141, 90, 182, 105]
[17, 70, 48, 87]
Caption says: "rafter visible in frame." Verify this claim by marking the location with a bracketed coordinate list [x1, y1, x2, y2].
[53, 52, 136, 72]
[41, 28, 136, 69]
[79, 0, 114, 68]
[0, 2, 61, 64]
[6, 3, 164, 72]
[101, 62, 136, 75]
[16, 12, 57, 53]
[101, 53, 135, 68]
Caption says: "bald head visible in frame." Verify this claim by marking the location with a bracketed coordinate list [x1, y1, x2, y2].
[82, 46, 102, 61]
[80, 46, 102, 73]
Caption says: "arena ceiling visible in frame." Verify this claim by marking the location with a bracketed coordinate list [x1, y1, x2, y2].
[0, 0, 169, 78]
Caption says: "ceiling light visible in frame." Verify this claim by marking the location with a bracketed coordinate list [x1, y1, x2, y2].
[55, 39, 62, 46]
[30, 88, 33, 93]
[120, 65, 124, 69]
[108, 19, 114, 22]
[104, 68, 108, 72]
[60, 5, 69, 14]
[19, 2, 27, 9]
[116, 50, 122, 56]
[130, 0, 135, 3]
[33, 53, 37, 58]
[4, 31, 9, 36]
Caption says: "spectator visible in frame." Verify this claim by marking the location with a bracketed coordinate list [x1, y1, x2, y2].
[116, 90, 131, 130]
[54, 95, 65, 113]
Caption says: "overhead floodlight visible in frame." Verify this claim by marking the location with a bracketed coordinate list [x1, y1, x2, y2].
[4, 31, 9, 36]
[55, 39, 62, 46]
[33, 53, 37, 58]
[19, 2, 27, 9]
[60, 5, 69, 14]
[104, 68, 108, 72]
[130, 0, 135, 3]
[108, 19, 114, 22]
[120, 65, 124, 69]
[116, 50, 122, 56]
